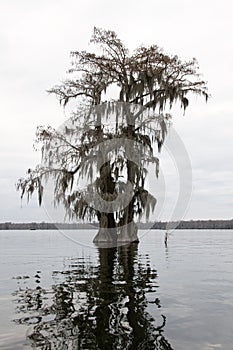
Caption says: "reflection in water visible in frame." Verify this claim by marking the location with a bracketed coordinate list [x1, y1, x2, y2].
[12, 243, 173, 349]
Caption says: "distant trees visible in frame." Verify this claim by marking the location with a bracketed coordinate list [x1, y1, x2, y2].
[17, 28, 208, 244]
[2, 220, 233, 230]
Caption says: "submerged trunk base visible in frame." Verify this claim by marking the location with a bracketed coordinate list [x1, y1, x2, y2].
[117, 221, 139, 243]
[93, 222, 139, 246]
[93, 227, 118, 248]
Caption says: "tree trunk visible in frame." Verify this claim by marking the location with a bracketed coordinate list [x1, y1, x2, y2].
[93, 212, 117, 246]
[93, 161, 117, 245]
[117, 120, 139, 243]
[93, 114, 140, 245]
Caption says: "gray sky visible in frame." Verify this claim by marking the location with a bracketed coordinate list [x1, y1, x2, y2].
[0, 0, 233, 222]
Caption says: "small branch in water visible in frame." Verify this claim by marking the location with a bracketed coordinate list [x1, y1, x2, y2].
[164, 231, 168, 247]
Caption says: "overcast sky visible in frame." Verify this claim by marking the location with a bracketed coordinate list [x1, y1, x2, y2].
[0, 0, 233, 222]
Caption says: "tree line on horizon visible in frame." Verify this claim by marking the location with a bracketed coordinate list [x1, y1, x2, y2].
[1, 219, 233, 230]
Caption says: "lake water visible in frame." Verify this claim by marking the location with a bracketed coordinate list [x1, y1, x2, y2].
[0, 229, 233, 349]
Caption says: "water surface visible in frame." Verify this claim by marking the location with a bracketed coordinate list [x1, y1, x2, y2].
[0, 229, 233, 349]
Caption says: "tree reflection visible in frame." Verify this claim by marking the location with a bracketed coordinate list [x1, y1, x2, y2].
[13, 244, 173, 349]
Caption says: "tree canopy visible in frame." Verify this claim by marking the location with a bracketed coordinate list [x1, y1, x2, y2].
[17, 27, 208, 244]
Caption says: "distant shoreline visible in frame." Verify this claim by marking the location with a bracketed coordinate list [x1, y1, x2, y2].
[1, 220, 233, 230]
